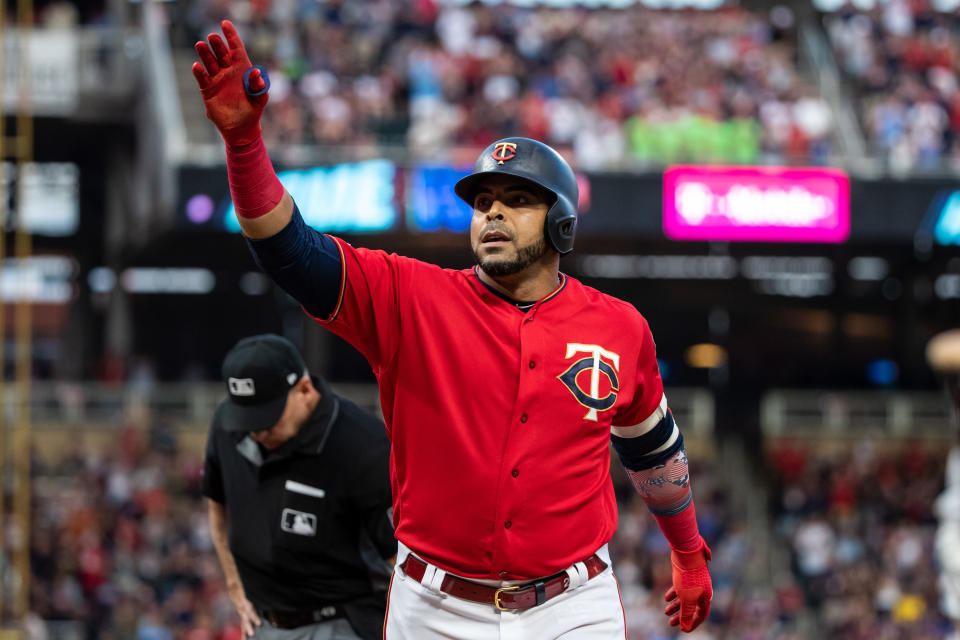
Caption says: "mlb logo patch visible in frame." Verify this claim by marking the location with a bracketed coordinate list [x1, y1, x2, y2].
[228, 377, 256, 396]
[281, 508, 317, 536]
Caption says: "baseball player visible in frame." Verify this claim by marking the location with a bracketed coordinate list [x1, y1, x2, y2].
[193, 21, 712, 638]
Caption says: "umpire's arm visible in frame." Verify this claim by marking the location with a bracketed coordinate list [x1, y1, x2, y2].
[208, 499, 263, 637]
[203, 414, 263, 637]
[208, 499, 244, 594]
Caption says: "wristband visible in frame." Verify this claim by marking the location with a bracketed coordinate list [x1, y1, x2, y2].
[654, 501, 702, 553]
[226, 136, 284, 219]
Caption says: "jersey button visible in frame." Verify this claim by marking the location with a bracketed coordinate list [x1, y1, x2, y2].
[504, 520, 512, 529]
[499, 571, 509, 578]
[528, 360, 536, 369]
[520, 414, 528, 423]
[511, 468, 519, 478]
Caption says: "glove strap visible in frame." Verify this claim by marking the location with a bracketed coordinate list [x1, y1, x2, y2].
[226, 136, 284, 219]
[670, 536, 711, 570]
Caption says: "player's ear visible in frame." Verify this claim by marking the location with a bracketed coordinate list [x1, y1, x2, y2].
[297, 374, 315, 395]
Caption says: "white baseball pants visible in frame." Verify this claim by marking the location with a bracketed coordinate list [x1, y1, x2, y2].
[384, 542, 626, 639]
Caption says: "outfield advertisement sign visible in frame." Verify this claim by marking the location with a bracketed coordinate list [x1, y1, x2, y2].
[177, 162, 958, 244]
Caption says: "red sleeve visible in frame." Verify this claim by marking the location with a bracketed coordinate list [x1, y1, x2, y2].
[613, 315, 665, 427]
[307, 236, 403, 373]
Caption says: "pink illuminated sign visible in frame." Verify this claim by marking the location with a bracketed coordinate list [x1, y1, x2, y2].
[663, 166, 850, 243]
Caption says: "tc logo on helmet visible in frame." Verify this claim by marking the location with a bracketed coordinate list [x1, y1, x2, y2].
[558, 344, 620, 422]
[492, 142, 517, 165]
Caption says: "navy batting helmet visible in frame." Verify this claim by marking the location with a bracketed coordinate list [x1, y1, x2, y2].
[454, 137, 578, 255]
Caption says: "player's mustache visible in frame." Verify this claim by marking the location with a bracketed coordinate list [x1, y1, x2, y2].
[480, 224, 514, 242]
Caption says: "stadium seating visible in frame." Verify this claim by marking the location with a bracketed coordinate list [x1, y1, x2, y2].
[824, 2, 960, 172]
[767, 434, 955, 637]
[174, 1, 834, 167]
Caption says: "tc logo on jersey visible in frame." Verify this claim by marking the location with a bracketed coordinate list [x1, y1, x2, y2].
[492, 142, 517, 164]
[281, 508, 317, 536]
[558, 343, 620, 422]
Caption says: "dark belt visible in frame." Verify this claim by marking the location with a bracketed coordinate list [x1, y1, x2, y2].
[258, 604, 345, 629]
[399, 554, 608, 611]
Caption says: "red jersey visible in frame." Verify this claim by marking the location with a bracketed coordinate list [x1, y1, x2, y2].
[314, 238, 665, 580]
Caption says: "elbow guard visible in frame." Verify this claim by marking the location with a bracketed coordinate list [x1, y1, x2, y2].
[611, 408, 683, 471]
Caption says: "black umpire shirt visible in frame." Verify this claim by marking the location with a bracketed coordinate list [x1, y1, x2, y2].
[202, 376, 395, 636]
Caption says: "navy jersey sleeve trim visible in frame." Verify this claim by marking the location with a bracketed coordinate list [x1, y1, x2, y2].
[610, 411, 683, 471]
[245, 205, 344, 320]
[613, 410, 673, 457]
[611, 411, 683, 471]
[615, 430, 685, 471]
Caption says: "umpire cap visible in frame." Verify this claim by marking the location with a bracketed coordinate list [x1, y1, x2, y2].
[220, 334, 308, 432]
[454, 137, 579, 255]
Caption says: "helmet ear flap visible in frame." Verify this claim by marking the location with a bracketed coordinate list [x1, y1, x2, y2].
[545, 198, 577, 255]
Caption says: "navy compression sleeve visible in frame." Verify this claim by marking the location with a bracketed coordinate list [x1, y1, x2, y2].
[246, 206, 343, 319]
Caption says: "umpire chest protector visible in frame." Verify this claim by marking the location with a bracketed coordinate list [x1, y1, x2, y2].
[455, 137, 579, 255]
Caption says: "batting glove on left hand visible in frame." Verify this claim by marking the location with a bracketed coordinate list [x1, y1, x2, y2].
[664, 537, 712, 632]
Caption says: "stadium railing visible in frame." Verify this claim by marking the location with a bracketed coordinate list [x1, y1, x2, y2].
[17, 382, 713, 430]
[760, 389, 956, 637]
[1, 26, 140, 119]
[761, 388, 954, 436]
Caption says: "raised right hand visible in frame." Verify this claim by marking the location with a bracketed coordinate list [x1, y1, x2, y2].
[192, 20, 269, 147]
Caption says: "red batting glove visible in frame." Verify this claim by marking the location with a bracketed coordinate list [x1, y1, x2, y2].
[663, 537, 712, 632]
[191, 20, 268, 147]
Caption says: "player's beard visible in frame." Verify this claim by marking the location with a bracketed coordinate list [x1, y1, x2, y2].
[475, 236, 548, 277]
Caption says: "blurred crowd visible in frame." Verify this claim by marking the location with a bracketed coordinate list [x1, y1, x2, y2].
[23, 415, 767, 639]
[24, 0, 110, 28]
[610, 459, 808, 640]
[23, 418, 960, 638]
[39, 0, 960, 173]
[171, 0, 833, 168]
[27, 424, 241, 640]
[768, 437, 955, 639]
[825, 0, 960, 173]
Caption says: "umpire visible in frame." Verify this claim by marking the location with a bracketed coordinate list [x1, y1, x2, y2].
[203, 334, 396, 639]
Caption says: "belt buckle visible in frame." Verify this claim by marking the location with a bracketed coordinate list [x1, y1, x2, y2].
[494, 585, 520, 611]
